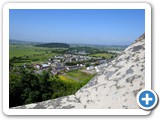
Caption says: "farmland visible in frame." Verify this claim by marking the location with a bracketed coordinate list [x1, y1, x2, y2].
[59, 70, 95, 83]
[9, 41, 124, 107]
[9, 45, 67, 65]
[89, 53, 116, 59]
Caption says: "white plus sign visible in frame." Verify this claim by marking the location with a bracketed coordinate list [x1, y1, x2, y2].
[142, 94, 153, 105]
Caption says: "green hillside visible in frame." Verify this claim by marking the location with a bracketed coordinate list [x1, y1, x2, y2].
[34, 43, 70, 48]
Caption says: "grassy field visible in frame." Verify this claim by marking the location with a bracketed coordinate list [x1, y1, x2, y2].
[89, 53, 114, 59]
[58, 70, 95, 83]
[10, 45, 67, 58]
[9, 45, 67, 65]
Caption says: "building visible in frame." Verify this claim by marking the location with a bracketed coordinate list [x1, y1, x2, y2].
[41, 64, 50, 69]
[86, 66, 94, 70]
[66, 65, 80, 71]
[53, 63, 65, 72]
[52, 59, 61, 63]
[54, 56, 64, 59]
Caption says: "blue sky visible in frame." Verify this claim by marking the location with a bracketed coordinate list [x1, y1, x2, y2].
[9, 9, 145, 45]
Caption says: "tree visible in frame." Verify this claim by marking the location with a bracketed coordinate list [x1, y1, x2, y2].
[86, 63, 90, 67]
[102, 56, 106, 60]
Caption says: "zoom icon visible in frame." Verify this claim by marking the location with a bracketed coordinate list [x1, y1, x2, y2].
[137, 89, 158, 110]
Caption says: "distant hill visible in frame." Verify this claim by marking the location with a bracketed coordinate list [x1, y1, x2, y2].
[34, 43, 70, 48]
[9, 39, 43, 45]
[10, 40, 70, 48]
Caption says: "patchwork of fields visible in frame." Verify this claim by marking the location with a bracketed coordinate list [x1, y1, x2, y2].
[9, 43, 123, 107]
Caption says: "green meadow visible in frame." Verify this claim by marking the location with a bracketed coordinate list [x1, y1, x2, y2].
[9, 45, 67, 65]
[89, 53, 115, 59]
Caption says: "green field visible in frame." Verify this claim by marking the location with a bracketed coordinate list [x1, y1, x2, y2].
[59, 70, 95, 83]
[9, 45, 67, 65]
[89, 53, 115, 59]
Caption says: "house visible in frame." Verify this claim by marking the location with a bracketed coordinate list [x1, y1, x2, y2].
[54, 56, 64, 59]
[53, 63, 65, 72]
[94, 63, 108, 72]
[41, 64, 50, 69]
[66, 65, 80, 71]
[47, 62, 51, 65]
[86, 66, 94, 70]
[77, 64, 84, 67]
[54, 67, 65, 71]
[36, 64, 40, 69]
[52, 59, 61, 63]
[98, 60, 107, 64]
[96, 69, 100, 72]
[33, 64, 40, 69]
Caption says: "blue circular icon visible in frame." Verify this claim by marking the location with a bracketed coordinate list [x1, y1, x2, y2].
[137, 89, 158, 110]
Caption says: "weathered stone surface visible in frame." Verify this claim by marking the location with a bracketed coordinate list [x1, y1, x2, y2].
[12, 33, 145, 109]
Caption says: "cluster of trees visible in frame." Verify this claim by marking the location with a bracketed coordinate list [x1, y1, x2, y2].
[10, 57, 31, 64]
[68, 46, 101, 54]
[34, 43, 70, 48]
[9, 67, 83, 107]
[51, 49, 68, 54]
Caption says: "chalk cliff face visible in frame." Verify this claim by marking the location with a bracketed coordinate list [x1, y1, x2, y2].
[13, 33, 145, 109]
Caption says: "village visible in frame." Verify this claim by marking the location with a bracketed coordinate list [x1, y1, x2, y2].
[32, 51, 109, 75]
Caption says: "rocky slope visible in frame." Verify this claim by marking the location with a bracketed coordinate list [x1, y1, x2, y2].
[13, 33, 145, 109]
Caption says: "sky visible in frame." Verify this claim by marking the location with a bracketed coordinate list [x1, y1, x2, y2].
[9, 9, 145, 45]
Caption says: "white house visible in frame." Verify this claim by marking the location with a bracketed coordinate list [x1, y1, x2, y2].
[36, 65, 40, 69]
[86, 66, 94, 70]
[41, 64, 50, 69]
